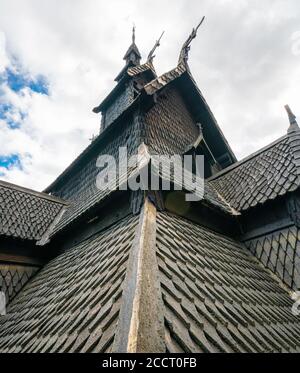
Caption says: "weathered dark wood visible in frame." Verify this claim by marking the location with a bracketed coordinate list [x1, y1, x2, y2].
[113, 198, 165, 353]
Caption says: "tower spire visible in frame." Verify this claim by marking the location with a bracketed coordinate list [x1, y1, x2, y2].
[132, 24, 135, 44]
[285, 105, 299, 133]
[123, 25, 141, 66]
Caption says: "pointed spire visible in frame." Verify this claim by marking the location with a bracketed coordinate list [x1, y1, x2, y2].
[285, 105, 299, 133]
[132, 24, 136, 44]
[178, 17, 205, 65]
[123, 25, 141, 66]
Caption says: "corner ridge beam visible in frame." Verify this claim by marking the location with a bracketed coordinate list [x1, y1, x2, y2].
[112, 197, 165, 353]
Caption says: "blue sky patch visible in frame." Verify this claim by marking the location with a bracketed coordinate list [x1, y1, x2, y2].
[6, 118, 22, 129]
[0, 154, 22, 170]
[5, 68, 49, 95]
[29, 75, 49, 95]
[0, 103, 12, 119]
[0, 102, 23, 129]
[0, 59, 49, 130]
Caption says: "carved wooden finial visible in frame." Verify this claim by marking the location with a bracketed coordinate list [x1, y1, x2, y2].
[178, 16, 205, 65]
[147, 31, 165, 62]
[285, 105, 299, 133]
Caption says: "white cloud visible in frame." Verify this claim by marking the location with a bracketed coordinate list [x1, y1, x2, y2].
[0, 0, 299, 190]
[0, 32, 9, 73]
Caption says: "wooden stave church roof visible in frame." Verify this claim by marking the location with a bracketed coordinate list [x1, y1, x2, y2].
[1, 207, 300, 352]
[1, 34, 300, 353]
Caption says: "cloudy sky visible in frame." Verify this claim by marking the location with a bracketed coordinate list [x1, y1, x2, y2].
[0, 0, 299, 190]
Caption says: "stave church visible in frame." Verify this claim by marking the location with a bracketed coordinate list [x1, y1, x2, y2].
[1, 23, 300, 352]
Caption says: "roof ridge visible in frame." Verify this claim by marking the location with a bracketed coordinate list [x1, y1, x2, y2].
[208, 134, 288, 181]
[113, 198, 165, 352]
[127, 60, 153, 71]
[210, 184, 240, 216]
[144, 62, 186, 95]
[0, 179, 68, 205]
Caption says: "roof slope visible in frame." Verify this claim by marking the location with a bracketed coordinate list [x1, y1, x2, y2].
[0, 180, 67, 242]
[48, 119, 141, 235]
[48, 144, 235, 239]
[1, 200, 299, 353]
[0, 214, 138, 352]
[156, 212, 300, 352]
[209, 134, 300, 212]
[42, 61, 239, 234]
[51, 163, 138, 235]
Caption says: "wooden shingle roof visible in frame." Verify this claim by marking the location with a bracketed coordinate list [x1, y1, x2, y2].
[1, 30, 300, 354]
[0, 214, 139, 352]
[209, 133, 300, 212]
[0, 180, 67, 242]
[1, 202, 299, 352]
[157, 212, 300, 352]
